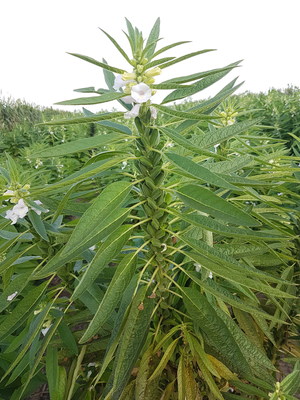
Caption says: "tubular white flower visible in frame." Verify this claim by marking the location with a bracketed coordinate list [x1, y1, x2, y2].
[113, 74, 126, 91]
[5, 199, 29, 224]
[7, 291, 18, 301]
[124, 103, 141, 119]
[150, 106, 158, 119]
[131, 83, 152, 104]
[122, 95, 134, 104]
[32, 200, 49, 215]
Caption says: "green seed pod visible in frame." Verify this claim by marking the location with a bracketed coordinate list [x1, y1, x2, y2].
[144, 177, 156, 190]
[139, 157, 153, 168]
[149, 129, 160, 147]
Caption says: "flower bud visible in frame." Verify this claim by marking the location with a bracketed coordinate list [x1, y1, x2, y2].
[145, 67, 161, 78]
[136, 64, 144, 73]
[122, 72, 137, 81]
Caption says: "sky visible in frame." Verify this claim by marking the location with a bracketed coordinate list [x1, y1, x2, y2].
[1, 0, 300, 112]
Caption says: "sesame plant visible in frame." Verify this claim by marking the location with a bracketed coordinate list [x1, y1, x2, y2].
[0, 19, 299, 400]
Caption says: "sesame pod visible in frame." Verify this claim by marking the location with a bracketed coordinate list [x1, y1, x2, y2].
[139, 157, 153, 169]
[149, 129, 160, 147]
[134, 117, 145, 133]
[144, 177, 156, 190]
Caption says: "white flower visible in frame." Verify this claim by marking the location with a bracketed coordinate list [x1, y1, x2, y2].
[214, 143, 220, 152]
[32, 200, 49, 215]
[121, 161, 128, 170]
[41, 325, 52, 336]
[194, 263, 202, 273]
[89, 245, 96, 251]
[113, 74, 126, 91]
[208, 271, 213, 279]
[150, 106, 157, 119]
[5, 199, 29, 224]
[7, 291, 18, 301]
[122, 95, 134, 104]
[131, 83, 152, 104]
[124, 104, 141, 119]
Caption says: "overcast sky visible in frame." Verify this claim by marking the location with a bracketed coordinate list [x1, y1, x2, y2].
[1, 0, 299, 112]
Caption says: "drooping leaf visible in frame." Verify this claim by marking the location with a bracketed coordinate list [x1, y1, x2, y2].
[67, 52, 125, 73]
[30, 133, 129, 158]
[177, 184, 260, 226]
[79, 252, 136, 342]
[166, 152, 239, 190]
[55, 91, 126, 106]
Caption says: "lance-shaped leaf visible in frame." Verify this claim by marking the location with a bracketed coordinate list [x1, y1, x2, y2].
[100, 28, 132, 64]
[194, 118, 262, 149]
[153, 104, 216, 121]
[153, 41, 190, 58]
[79, 252, 137, 343]
[111, 286, 154, 400]
[183, 251, 295, 298]
[166, 152, 239, 190]
[162, 61, 240, 104]
[159, 49, 215, 69]
[177, 184, 260, 226]
[35, 157, 126, 193]
[212, 306, 275, 380]
[180, 235, 285, 284]
[161, 62, 240, 85]
[40, 111, 124, 126]
[0, 273, 31, 313]
[67, 52, 125, 74]
[82, 106, 132, 133]
[182, 287, 252, 376]
[0, 282, 48, 340]
[159, 126, 223, 159]
[30, 133, 129, 158]
[184, 271, 284, 322]
[144, 18, 160, 58]
[34, 181, 132, 277]
[55, 91, 126, 106]
[172, 211, 286, 240]
[72, 225, 133, 301]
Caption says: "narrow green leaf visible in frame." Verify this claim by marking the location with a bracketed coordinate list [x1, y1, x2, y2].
[34, 182, 132, 277]
[153, 41, 191, 58]
[27, 210, 49, 241]
[161, 62, 240, 85]
[73, 224, 132, 301]
[162, 62, 240, 104]
[55, 92, 126, 106]
[184, 271, 283, 322]
[144, 18, 160, 58]
[0, 273, 31, 313]
[177, 184, 260, 226]
[40, 111, 124, 126]
[35, 157, 126, 193]
[182, 287, 252, 376]
[171, 210, 283, 240]
[159, 126, 222, 159]
[67, 52, 125, 73]
[46, 347, 59, 400]
[166, 152, 239, 190]
[79, 252, 136, 343]
[159, 49, 215, 69]
[194, 118, 262, 149]
[100, 28, 132, 63]
[0, 282, 48, 340]
[153, 104, 216, 121]
[148, 338, 179, 382]
[30, 133, 127, 158]
[184, 251, 295, 298]
[111, 286, 154, 400]
[57, 322, 78, 356]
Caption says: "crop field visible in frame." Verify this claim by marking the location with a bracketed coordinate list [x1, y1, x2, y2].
[0, 18, 299, 400]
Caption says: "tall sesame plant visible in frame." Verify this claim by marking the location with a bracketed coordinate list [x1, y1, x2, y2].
[0, 18, 299, 400]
